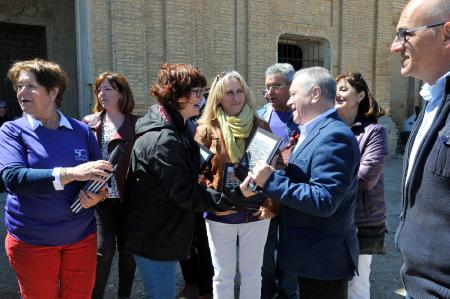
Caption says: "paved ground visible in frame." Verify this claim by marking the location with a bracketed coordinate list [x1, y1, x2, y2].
[0, 158, 405, 299]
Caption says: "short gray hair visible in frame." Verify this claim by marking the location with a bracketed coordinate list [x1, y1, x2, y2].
[294, 67, 336, 101]
[265, 63, 295, 84]
[426, 0, 450, 20]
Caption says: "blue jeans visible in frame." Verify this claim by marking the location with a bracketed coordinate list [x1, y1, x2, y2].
[134, 255, 177, 299]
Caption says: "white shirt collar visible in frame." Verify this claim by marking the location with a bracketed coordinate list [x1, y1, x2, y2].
[419, 70, 450, 108]
[26, 110, 73, 130]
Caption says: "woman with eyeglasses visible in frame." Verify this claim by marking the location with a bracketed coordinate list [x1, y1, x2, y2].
[0, 59, 112, 298]
[195, 71, 279, 299]
[335, 72, 388, 299]
[82, 72, 139, 299]
[124, 63, 236, 299]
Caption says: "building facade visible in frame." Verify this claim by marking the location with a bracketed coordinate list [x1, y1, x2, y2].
[0, 0, 421, 154]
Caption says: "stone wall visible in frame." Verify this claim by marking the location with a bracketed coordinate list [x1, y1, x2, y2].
[0, 0, 78, 117]
[88, 0, 413, 155]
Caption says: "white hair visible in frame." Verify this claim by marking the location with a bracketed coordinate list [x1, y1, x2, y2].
[293, 67, 336, 101]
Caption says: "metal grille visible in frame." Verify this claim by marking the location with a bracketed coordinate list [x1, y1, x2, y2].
[278, 38, 324, 71]
[0, 22, 47, 118]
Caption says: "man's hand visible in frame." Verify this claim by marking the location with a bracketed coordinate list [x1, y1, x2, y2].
[249, 160, 275, 188]
[239, 176, 257, 198]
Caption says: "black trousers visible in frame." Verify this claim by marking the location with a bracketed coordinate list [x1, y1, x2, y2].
[179, 213, 214, 296]
[92, 199, 136, 299]
[297, 276, 348, 299]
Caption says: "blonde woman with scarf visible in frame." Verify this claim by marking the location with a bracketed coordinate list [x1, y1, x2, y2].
[195, 71, 278, 299]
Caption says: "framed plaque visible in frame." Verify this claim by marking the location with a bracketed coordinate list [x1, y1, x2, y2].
[222, 162, 241, 190]
[227, 127, 282, 191]
[241, 127, 281, 171]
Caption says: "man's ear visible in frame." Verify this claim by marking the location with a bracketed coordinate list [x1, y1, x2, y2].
[310, 86, 321, 103]
[443, 21, 450, 48]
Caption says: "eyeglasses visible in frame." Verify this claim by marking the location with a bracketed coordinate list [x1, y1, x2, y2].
[394, 21, 447, 45]
[264, 83, 288, 92]
[14, 82, 40, 93]
[191, 88, 204, 97]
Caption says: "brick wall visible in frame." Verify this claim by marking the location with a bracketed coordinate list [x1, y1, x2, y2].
[89, 0, 412, 155]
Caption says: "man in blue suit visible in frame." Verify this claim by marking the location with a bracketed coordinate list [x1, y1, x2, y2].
[241, 67, 360, 299]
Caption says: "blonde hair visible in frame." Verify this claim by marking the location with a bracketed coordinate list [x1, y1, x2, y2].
[198, 71, 256, 125]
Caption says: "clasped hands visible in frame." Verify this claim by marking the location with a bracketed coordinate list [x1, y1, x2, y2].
[216, 160, 276, 219]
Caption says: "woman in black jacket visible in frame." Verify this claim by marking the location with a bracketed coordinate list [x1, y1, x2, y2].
[124, 63, 235, 299]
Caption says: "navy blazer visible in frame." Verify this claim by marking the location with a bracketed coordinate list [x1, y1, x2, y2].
[262, 112, 360, 280]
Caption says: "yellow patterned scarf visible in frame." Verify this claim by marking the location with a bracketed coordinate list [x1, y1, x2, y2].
[217, 104, 253, 163]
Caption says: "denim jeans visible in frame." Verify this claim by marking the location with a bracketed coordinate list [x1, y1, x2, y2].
[134, 255, 177, 299]
[92, 200, 136, 299]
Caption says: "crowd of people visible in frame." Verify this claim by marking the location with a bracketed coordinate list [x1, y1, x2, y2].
[0, 0, 449, 298]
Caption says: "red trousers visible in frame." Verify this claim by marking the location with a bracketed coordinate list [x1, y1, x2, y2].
[5, 232, 97, 299]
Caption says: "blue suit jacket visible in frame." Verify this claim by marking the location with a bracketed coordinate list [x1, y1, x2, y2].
[262, 112, 360, 280]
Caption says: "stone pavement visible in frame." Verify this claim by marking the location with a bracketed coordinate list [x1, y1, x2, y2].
[0, 157, 405, 299]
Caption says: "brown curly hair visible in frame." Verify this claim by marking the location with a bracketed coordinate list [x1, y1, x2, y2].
[93, 72, 135, 114]
[150, 63, 207, 110]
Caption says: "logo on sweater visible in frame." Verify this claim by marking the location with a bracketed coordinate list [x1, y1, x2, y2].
[74, 149, 88, 162]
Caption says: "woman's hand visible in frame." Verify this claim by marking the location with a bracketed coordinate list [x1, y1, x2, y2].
[61, 160, 113, 186]
[253, 206, 275, 220]
[78, 187, 108, 209]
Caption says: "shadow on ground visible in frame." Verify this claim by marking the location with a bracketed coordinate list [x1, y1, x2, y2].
[0, 158, 405, 299]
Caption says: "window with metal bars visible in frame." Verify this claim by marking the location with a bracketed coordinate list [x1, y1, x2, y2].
[278, 36, 329, 71]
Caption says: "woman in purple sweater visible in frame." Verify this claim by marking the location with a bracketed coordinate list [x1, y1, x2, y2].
[335, 72, 389, 299]
[0, 59, 111, 299]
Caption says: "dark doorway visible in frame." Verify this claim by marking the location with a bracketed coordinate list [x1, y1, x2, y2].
[0, 22, 47, 118]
